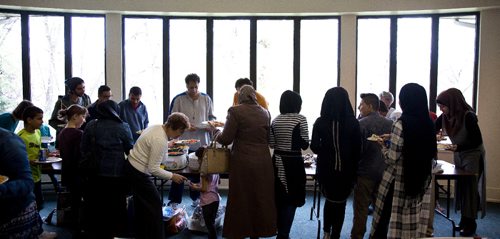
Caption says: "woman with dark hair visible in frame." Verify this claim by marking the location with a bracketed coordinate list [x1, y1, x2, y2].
[214, 85, 277, 239]
[269, 90, 309, 239]
[57, 104, 88, 234]
[370, 83, 436, 238]
[310, 87, 361, 239]
[81, 100, 134, 238]
[436, 88, 486, 236]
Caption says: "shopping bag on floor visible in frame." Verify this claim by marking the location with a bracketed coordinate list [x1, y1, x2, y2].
[163, 205, 188, 235]
[187, 205, 225, 233]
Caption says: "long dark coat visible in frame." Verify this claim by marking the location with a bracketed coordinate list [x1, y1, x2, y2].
[216, 103, 277, 238]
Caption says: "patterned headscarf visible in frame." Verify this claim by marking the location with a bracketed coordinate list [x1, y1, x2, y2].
[238, 85, 258, 105]
[436, 88, 473, 137]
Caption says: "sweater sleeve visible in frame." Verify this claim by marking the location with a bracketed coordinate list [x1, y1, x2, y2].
[456, 112, 483, 151]
[147, 137, 173, 180]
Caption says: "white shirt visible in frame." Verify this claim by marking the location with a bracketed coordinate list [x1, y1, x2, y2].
[128, 125, 173, 180]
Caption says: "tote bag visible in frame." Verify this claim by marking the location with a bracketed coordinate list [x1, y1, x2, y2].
[200, 140, 230, 175]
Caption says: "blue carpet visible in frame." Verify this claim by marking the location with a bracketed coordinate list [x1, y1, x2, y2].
[39, 189, 500, 238]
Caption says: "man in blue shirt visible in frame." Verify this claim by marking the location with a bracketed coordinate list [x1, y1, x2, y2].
[118, 86, 149, 142]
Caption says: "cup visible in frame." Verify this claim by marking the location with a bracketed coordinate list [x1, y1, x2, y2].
[39, 148, 48, 162]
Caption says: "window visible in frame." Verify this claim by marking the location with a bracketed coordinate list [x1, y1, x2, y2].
[212, 19, 250, 121]
[169, 19, 207, 103]
[300, 19, 339, 132]
[0, 13, 22, 112]
[29, 15, 65, 118]
[395, 17, 432, 110]
[72, 16, 105, 101]
[437, 15, 476, 113]
[356, 18, 391, 114]
[124, 18, 164, 125]
[356, 14, 478, 116]
[257, 20, 294, 118]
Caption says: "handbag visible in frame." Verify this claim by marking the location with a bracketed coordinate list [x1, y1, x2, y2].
[200, 139, 230, 175]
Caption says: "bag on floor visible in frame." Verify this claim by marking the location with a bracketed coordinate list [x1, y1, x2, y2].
[187, 205, 225, 233]
[163, 205, 188, 235]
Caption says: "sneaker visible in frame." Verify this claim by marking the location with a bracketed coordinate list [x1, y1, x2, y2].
[191, 199, 200, 208]
[39, 231, 57, 239]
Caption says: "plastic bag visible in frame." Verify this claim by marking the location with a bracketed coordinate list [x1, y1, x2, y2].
[163, 205, 188, 234]
[187, 205, 226, 233]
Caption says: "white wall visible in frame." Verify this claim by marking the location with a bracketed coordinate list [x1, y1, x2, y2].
[2, 0, 500, 202]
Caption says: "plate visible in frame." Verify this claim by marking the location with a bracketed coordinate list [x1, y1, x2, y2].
[57, 124, 66, 128]
[34, 157, 62, 164]
[41, 136, 55, 144]
[200, 121, 225, 128]
[174, 139, 200, 145]
[437, 143, 451, 150]
[0, 175, 8, 184]
[367, 134, 383, 142]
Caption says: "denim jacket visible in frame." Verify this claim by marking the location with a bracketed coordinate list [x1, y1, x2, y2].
[81, 119, 134, 177]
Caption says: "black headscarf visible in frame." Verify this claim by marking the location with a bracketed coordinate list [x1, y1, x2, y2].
[96, 100, 122, 123]
[398, 83, 436, 197]
[279, 90, 302, 114]
[320, 87, 355, 122]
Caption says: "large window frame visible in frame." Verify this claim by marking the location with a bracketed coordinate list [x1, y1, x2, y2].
[0, 9, 105, 119]
[356, 13, 480, 114]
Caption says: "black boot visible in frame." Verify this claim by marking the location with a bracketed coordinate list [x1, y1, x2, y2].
[459, 218, 477, 236]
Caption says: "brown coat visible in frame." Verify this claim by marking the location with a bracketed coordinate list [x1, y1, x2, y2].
[216, 103, 277, 238]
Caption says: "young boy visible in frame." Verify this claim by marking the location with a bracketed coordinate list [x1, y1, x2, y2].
[17, 106, 45, 210]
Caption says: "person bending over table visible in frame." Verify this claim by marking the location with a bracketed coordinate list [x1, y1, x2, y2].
[125, 112, 189, 239]
[436, 88, 486, 236]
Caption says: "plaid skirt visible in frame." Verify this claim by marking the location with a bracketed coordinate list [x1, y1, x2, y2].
[0, 201, 43, 239]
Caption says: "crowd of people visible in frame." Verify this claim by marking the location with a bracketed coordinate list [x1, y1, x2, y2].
[0, 74, 487, 239]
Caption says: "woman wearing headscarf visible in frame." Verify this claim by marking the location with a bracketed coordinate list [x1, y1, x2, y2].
[310, 87, 361, 239]
[80, 100, 134, 238]
[370, 83, 436, 238]
[269, 90, 309, 239]
[436, 88, 486, 236]
[214, 85, 277, 239]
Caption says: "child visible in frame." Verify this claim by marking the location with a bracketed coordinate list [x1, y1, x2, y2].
[189, 147, 221, 239]
[17, 106, 45, 210]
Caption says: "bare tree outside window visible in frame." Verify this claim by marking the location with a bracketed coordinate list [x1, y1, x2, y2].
[0, 13, 22, 112]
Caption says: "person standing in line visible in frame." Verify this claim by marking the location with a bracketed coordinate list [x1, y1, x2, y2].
[379, 91, 401, 121]
[0, 100, 33, 132]
[0, 127, 57, 239]
[232, 77, 269, 109]
[87, 85, 113, 122]
[56, 104, 87, 235]
[370, 83, 435, 238]
[269, 90, 309, 239]
[310, 87, 361, 239]
[213, 85, 277, 239]
[17, 106, 45, 210]
[168, 73, 216, 206]
[49, 77, 92, 133]
[81, 100, 134, 238]
[118, 86, 149, 142]
[435, 88, 486, 236]
[351, 93, 392, 239]
[125, 112, 189, 239]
